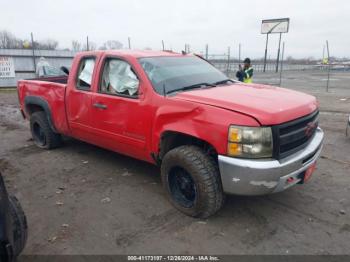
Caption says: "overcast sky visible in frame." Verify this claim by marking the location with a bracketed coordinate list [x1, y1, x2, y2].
[1, 0, 349, 58]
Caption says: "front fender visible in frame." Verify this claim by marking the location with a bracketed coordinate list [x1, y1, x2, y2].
[152, 99, 260, 155]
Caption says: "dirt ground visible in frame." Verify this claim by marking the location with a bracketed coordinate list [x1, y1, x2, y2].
[0, 70, 350, 255]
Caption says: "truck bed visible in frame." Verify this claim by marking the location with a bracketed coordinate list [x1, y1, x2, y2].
[28, 75, 68, 84]
[17, 79, 70, 135]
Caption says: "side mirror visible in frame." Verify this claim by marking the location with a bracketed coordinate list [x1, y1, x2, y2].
[60, 66, 70, 75]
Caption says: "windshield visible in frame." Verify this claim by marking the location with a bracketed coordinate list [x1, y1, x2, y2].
[139, 56, 228, 94]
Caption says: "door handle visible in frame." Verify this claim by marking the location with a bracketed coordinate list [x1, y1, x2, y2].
[93, 103, 107, 109]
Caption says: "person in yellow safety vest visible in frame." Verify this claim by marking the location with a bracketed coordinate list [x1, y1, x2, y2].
[236, 58, 253, 83]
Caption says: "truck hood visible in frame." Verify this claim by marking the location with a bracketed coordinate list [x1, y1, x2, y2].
[174, 83, 318, 125]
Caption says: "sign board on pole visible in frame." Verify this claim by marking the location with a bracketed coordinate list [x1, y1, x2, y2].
[261, 18, 290, 34]
[0, 57, 15, 78]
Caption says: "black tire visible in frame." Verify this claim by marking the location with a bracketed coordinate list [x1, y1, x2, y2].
[161, 145, 225, 218]
[30, 111, 62, 149]
[8, 195, 28, 257]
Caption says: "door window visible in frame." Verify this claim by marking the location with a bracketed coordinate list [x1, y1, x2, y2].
[100, 59, 139, 97]
[76, 57, 95, 90]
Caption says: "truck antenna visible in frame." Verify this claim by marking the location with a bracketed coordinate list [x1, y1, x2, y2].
[163, 83, 167, 97]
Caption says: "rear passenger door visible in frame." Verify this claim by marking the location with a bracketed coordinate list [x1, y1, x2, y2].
[66, 56, 97, 141]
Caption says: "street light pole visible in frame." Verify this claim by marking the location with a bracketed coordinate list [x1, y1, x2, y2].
[279, 42, 285, 86]
[263, 33, 269, 72]
[30, 32, 36, 72]
[276, 32, 282, 72]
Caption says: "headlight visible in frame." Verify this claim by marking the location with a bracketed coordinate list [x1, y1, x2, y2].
[227, 125, 273, 158]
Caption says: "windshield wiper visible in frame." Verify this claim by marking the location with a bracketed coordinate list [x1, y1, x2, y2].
[166, 82, 216, 95]
[213, 79, 235, 85]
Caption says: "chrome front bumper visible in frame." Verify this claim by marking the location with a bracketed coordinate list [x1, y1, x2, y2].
[218, 127, 324, 196]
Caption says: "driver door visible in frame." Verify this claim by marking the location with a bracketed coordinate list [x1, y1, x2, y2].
[90, 57, 149, 160]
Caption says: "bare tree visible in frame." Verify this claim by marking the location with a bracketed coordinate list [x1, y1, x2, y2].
[286, 56, 294, 62]
[0, 30, 17, 48]
[89, 42, 97, 51]
[83, 41, 97, 51]
[39, 39, 59, 50]
[99, 40, 123, 50]
[72, 40, 82, 51]
[31, 39, 59, 50]
[0, 30, 60, 50]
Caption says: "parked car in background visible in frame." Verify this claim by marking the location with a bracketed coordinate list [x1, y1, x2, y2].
[17, 50, 324, 218]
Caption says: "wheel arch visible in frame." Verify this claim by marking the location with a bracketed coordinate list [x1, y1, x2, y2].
[157, 130, 218, 164]
[24, 96, 57, 133]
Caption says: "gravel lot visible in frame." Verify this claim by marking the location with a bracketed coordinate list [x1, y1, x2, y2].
[0, 70, 350, 255]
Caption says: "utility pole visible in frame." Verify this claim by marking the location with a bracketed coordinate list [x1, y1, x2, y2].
[162, 40, 165, 51]
[227, 46, 231, 76]
[238, 43, 241, 65]
[184, 44, 190, 53]
[86, 36, 89, 51]
[30, 32, 36, 72]
[326, 40, 331, 92]
[322, 45, 325, 62]
[276, 32, 282, 72]
[205, 44, 208, 59]
[128, 37, 131, 49]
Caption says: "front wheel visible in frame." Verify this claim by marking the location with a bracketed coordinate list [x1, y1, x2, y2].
[8, 195, 28, 258]
[161, 145, 225, 218]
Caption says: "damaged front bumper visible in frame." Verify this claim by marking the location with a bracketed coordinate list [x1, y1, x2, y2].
[218, 127, 324, 196]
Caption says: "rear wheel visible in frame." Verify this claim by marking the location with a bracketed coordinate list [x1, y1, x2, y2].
[161, 145, 225, 218]
[30, 111, 62, 149]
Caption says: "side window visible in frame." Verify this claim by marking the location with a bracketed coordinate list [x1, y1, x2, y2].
[100, 58, 139, 97]
[76, 57, 95, 91]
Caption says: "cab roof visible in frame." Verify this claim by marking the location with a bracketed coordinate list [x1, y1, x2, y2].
[77, 49, 185, 58]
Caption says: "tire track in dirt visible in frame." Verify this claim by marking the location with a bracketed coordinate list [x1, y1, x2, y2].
[115, 209, 194, 248]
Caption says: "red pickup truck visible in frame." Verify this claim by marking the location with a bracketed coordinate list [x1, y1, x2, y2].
[17, 50, 324, 218]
